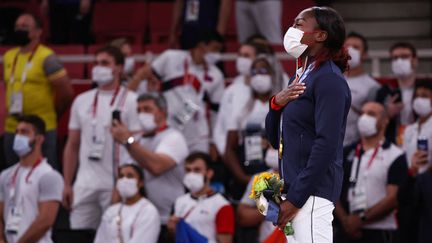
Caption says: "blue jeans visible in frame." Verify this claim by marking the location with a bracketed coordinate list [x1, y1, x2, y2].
[3, 131, 58, 169]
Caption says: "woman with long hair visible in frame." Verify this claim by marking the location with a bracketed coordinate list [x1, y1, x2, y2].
[265, 7, 351, 242]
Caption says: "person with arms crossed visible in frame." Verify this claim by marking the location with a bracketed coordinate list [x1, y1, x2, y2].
[94, 164, 160, 243]
[0, 115, 63, 243]
[3, 13, 73, 168]
[265, 7, 351, 242]
[110, 93, 188, 243]
[62, 46, 141, 232]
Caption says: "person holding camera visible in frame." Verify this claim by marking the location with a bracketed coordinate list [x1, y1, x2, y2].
[110, 93, 189, 243]
[62, 46, 141, 232]
[335, 102, 408, 243]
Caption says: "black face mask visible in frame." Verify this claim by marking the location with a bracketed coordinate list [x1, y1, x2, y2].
[12, 30, 31, 46]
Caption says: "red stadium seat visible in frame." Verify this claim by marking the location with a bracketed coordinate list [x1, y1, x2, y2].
[148, 2, 174, 44]
[49, 45, 86, 79]
[282, 0, 315, 32]
[144, 43, 170, 54]
[225, 0, 237, 42]
[92, 2, 147, 44]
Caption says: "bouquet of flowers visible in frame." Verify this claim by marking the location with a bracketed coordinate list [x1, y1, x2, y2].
[249, 172, 294, 235]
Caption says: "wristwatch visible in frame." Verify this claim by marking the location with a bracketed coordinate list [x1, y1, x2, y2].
[124, 136, 135, 149]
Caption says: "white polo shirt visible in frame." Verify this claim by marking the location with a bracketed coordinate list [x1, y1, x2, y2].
[174, 193, 234, 243]
[94, 198, 160, 243]
[0, 159, 63, 243]
[68, 86, 141, 190]
[346, 141, 407, 230]
[213, 75, 252, 155]
[344, 73, 380, 146]
[403, 116, 432, 173]
[134, 127, 189, 225]
[151, 49, 224, 153]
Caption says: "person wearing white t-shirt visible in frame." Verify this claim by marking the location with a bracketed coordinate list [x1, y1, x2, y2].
[335, 102, 408, 243]
[224, 57, 274, 200]
[0, 115, 63, 243]
[168, 152, 235, 243]
[343, 32, 380, 147]
[237, 148, 279, 243]
[63, 46, 141, 230]
[94, 164, 160, 243]
[128, 32, 225, 153]
[110, 93, 188, 243]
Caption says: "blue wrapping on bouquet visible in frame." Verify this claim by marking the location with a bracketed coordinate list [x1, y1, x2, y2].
[265, 198, 280, 225]
[175, 219, 208, 243]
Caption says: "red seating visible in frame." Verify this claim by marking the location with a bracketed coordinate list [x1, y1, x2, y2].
[225, 0, 238, 42]
[92, 2, 147, 44]
[282, 0, 315, 32]
[49, 45, 86, 79]
[148, 2, 174, 44]
[144, 43, 170, 54]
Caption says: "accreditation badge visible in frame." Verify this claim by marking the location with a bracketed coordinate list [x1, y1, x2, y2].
[6, 206, 22, 234]
[185, 0, 200, 22]
[9, 92, 23, 115]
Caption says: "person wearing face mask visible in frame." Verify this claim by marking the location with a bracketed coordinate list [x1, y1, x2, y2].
[266, 7, 351, 242]
[224, 57, 275, 201]
[94, 164, 160, 243]
[237, 148, 280, 243]
[376, 42, 419, 144]
[128, 31, 225, 154]
[62, 46, 141, 233]
[168, 152, 235, 243]
[110, 93, 188, 243]
[3, 13, 73, 168]
[0, 115, 63, 243]
[334, 102, 408, 243]
[344, 32, 381, 147]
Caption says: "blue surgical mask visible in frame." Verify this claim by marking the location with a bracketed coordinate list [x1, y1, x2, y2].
[13, 134, 32, 157]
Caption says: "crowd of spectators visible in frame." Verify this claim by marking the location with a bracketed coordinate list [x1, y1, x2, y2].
[0, 4, 431, 243]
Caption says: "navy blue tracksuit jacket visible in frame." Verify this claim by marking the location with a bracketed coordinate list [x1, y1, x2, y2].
[265, 60, 351, 208]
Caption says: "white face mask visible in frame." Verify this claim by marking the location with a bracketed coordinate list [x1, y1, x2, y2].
[116, 177, 139, 199]
[265, 149, 279, 170]
[13, 134, 32, 157]
[138, 112, 157, 132]
[92, 66, 114, 85]
[357, 114, 378, 138]
[124, 57, 135, 75]
[204, 52, 222, 65]
[348, 47, 361, 69]
[283, 27, 308, 58]
[413, 97, 432, 117]
[391, 58, 412, 78]
[250, 74, 272, 94]
[236, 57, 253, 76]
[183, 172, 205, 193]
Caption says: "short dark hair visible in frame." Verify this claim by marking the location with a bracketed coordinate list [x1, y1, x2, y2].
[347, 32, 368, 52]
[95, 46, 125, 65]
[18, 13, 43, 29]
[185, 152, 213, 170]
[390, 42, 417, 58]
[17, 115, 46, 135]
[415, 79, 432, 92]
[189, 30, 224, 49]
[119, 164, 146, 197]
[137, 93, 168, 114]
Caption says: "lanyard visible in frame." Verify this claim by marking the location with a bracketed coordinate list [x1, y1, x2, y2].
[183, 58, 208, 92]
[11, 157, 43, 186]
[117, 201, 148, 241]
[9, 44, 39, 84]
[91, 86, 121, 119]
[349, 143, 380, 185]
[293, 56, 309, 83]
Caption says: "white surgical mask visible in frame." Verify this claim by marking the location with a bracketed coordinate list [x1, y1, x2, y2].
[413, 97, 432, 117]
[92, 66, 114, 85]
[348, 47, 361, 69]
[116, 177, 139, 199]
[138, 113, 157, 132]
[251, 74, 272, 94]
[13, 134, 32, 157]
[265, 149, 279, 170]
[183, 172, 204, 193]
[236, 57, 253, 76]
[357, 114, 378, 137]
[204, 52, 222, 65]
[124, 57, 135, 75]
[391, 58, 412, 78]
[283, 27, 308, 58]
